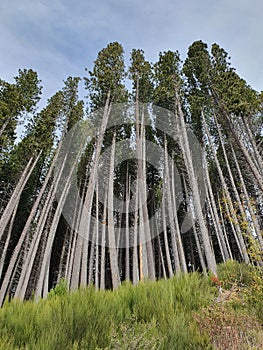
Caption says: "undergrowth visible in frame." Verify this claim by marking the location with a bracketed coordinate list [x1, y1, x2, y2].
[0, 261, 262, 349]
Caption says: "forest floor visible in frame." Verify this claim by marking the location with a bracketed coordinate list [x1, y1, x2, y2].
[0, 260, 262, 349]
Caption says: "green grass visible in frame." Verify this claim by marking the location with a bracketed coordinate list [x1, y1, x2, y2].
[0, 262, 262, 349]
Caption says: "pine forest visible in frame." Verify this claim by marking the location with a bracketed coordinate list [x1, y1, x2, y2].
[0, 40, 262, 307]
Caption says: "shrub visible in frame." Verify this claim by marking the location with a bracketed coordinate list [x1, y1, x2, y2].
[217, 259, 254, 289]
[194, 303, 263, 350]
[47, 278, 68, 299]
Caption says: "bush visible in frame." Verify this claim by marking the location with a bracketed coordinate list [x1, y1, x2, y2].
[0, 273, 215, 349]
[1, 267, 262, 349]
[217, 259, 255, 289]
[194, 303, 263, 350]
[47, 278, 68, 299]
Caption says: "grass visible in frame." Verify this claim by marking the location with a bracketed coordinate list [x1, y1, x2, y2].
[0, 261, 262, 349]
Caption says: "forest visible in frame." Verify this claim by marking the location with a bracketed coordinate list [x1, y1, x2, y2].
[0, 40, 262, 307]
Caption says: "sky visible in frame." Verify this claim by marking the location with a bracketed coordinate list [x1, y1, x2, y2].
[0, 0, 262, 107]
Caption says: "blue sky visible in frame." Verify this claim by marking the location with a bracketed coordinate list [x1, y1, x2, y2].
[0, 0, 262, 106]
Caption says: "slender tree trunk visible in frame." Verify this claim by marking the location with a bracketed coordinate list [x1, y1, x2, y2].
[204, 156, 230, 261]
[138, 111, 155, 279]
[71, 93, 111, 289]
[164, 137, 181, 273]
[0, 154, 40, 239]
[107, 132, 121, 289]
[217, 192, 233, 260]
[35, 139, 82, 298]
[182, 175, 207, 273]
[0, 117, 12, 138]
[171, 151, 187, 272]
[94, 183, 100, 290]
[162, 198, 173, 277]
[232, 148, 263, 250]
[0, 202, 19, 278]
[176, 94, 217, 275]
[132, 177, 139, 285]
[211, 89, 263, 192]
[242, 116, 263, 176]
[100, 193, 107, 290]
[125, 172, 130, 281]
[15, 143, 70, 300]
[202, 112, 250, 264]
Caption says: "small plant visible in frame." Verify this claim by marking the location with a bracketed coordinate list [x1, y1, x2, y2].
[209, 274, 222, 292]
[47, 278, 68, 298]
[243, 265, 263, 322]
[217, 259, 254, 289]
[105, 316, 162, 350]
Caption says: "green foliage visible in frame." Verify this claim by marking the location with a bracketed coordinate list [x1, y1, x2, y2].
[153, 50, 181, 111]
[245, 271, 263, 323]
[85, 42, 128, 110]
[0, 273, 214, 349]
[217, 259, 263, 323]
[183, 40, 212, 141]
[14, 69, 42, 114]
[47, 278, 68, 299]
[217, 259, 255, 289]
[61, 76, 84, 131]
[129, 48, 154, 103]
[0, 69, 42, 165]
[183, 40, 260, 144]
[96, 316, 162, 350]
[0, 263, 262, 349]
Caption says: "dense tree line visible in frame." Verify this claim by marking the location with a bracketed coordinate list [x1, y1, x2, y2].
[0, 41, 262, 304]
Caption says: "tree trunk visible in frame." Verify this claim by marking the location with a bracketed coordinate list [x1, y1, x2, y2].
[107, 132, 121, 289]
[71, 93, 111, 289]
[176, 94, 217, 275]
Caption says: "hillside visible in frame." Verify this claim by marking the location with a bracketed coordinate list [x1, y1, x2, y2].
[0, 261, 262, 349]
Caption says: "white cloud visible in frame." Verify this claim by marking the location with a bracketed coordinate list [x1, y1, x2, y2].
[0, 0, 262, 106]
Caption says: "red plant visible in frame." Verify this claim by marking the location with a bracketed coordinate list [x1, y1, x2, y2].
[210, 275, 222, 287]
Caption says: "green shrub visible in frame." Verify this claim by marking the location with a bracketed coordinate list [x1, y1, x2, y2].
[3, 269, 262, 350]
[47, 278, 68, 299]
[244, 265, 263, 323]
[217, 259, 255, 289]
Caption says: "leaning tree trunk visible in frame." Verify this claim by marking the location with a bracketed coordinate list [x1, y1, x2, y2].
[231, 148, 263, 250]
[14, 141, 70, 300]
[202, 112, 250, 264]
[0, 154, 41, 239]
[71, 93, 111, 289]
[163, 137, 181, 273]
[176, 94, 217, 275]
[211, 87, 263, 193]
[0, 201, 19, 278]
